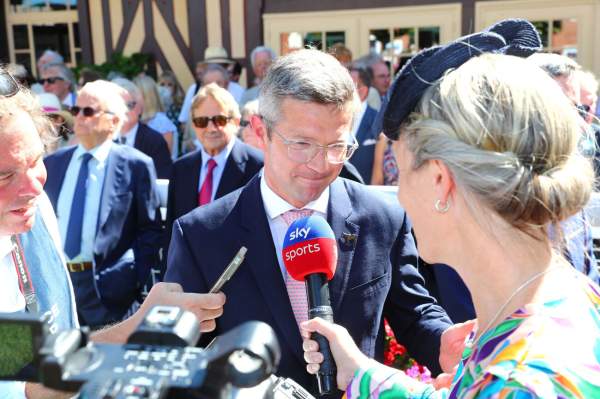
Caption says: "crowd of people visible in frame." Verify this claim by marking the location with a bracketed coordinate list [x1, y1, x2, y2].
[1, 17, 599, 399]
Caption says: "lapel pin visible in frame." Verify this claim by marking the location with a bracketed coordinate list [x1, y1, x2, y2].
[341, 232, 357, 248]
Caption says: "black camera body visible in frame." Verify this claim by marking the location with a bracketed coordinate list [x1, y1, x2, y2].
[0, 306, 314, 399]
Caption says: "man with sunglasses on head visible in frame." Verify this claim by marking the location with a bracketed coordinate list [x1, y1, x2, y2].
[44, 80, 165, 328]
[165, 50, 461, 397]
[165, 83, 263, 251]
[39, 63, 77, 109]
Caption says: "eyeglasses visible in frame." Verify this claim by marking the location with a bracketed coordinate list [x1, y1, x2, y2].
[0, 71, 20, 97]
[70, 106, 110, 117]
[39, 77, 65, 85]
[192, 115, 232, 128]
[239, 120, 250, 127]
[270, 128, 358, 164]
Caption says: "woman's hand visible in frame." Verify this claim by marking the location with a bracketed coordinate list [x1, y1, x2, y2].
[301, 318, 368, 390]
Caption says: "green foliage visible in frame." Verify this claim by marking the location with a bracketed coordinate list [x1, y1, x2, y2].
[72, 52, 151, 80]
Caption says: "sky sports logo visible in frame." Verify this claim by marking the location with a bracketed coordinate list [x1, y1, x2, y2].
[282, 215, 338, 281]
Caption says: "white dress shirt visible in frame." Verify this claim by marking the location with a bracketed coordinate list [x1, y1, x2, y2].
[198, 138, 236, 201]
[260, 175, 329, 278]
[56, 140, 113, 262]
[0, 236, 25, 313]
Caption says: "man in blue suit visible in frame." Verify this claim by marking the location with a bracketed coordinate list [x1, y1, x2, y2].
[347, 67, 379, 183]
[44, 80, 163, 328]
[166, 83, 263, 247]
[165, 50, 465, 397]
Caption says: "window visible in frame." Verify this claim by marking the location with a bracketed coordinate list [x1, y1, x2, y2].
[9, 0, 77, 13]
[5, 0, 81, 76]
[532, 19, 578, 60]
[279, 31, 346, 54]
[370, 26, 440, 73]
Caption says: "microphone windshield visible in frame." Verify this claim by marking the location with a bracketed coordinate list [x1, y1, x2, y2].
[282, 215, 337, 281]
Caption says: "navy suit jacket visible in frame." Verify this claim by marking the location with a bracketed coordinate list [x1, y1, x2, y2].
[165, 176, 451, 396]
[348, 106, 378, 183]
[44, 144, 163, 320]
[165, 139, 263, 247]
[134, 123, 173, 179]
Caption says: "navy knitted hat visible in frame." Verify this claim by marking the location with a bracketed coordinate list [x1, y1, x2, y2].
[377, 19, 542, 140]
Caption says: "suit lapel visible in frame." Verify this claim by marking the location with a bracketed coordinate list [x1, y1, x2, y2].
[133, 123, 144, 151]
[215, 140, 246, 199]
[184, 151, 203, 210]
[240, 176, 306, 362]
[97, 147, 125, 232]
[327, 179, 360, 314]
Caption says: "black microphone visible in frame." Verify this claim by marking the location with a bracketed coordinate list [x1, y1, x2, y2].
[282, 215, 338, 395]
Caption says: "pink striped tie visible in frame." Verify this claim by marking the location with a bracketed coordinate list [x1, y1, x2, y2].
[281, 209, 313, 329]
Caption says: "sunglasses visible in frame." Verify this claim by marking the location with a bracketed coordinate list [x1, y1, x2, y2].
[39, 76, 65, 85]
[0, 71, 20, 97]
[192, 115, 231, 128]
[239, 120, 250, 127]
[70, 106, 108, 117]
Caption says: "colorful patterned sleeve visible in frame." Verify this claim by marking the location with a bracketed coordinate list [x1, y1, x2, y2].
[345, 360, 450, 399]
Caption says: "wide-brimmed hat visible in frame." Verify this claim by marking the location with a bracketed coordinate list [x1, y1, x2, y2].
[201, 46, 234, 65]
[373, 18, 542, 140]
[37, 92, 74, 128]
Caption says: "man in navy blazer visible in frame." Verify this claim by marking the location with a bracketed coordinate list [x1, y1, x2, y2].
[165, 83, 263, 247]
[347, 67, 379, 183]
[44, 80, 163, 327]
[113, 78, 172, 179]
[165, 50, 459, 397]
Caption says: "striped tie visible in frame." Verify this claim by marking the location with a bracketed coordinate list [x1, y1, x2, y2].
[281, 209, 313, 329]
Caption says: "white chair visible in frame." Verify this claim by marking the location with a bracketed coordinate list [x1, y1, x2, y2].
[156, 179, 169, 222]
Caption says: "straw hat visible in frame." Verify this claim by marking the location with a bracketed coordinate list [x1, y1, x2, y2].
[201, 46, 234, 64]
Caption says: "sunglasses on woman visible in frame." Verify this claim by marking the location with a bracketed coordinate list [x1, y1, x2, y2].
[192, 115, 232, 128]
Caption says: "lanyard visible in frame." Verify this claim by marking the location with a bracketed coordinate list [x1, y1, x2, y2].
[10, 235, 39, 313]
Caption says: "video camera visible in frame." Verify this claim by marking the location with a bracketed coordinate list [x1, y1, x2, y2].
[0, 306, 314, 399]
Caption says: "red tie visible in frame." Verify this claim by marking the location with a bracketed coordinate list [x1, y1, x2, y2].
[198, 159, 217, 206]
[281, 209, 314, 329]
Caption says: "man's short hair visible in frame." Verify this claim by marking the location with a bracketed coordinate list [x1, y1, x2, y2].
[202, 63, 229, 85]
[80, 80, 128, 133]
[39, 49, 64, 65]
[353, 54, 384, 79]
[528, 53, 581, 78]
[42, 62, 75, 87]
[112, 77, 142, 102]
[250, 46, 276, 68]
[349, 66, 372, 88]
[191, 82, 240, 119]
[259, 49, 358, 132]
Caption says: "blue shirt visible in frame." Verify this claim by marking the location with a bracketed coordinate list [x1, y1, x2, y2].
[56, 140, 113, 261]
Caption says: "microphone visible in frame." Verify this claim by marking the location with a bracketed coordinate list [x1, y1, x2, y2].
[282, 214, 338, 395]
